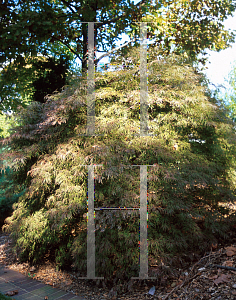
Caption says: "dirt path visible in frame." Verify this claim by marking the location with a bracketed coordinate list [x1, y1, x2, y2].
[1, 230, 236, 299]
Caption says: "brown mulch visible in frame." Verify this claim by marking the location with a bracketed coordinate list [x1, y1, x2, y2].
[1, 230, 236, 299]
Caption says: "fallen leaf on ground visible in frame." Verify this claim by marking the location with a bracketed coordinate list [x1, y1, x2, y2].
[223, 260, 234, 267]
[5, 290, 18, 296]
[225, 246, 236, 257]
[213, 274, 231, 285]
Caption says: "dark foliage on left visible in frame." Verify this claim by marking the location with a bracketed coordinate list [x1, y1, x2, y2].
[32, 55, 70, 104]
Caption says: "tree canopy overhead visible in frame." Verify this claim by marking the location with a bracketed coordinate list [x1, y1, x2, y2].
[0, 0, 151, 69]
[1, 0, 236, 68]
[143, 0, 236, 61]
[1, 0, 236, 112]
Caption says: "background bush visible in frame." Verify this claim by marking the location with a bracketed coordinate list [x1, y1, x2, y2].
[0, 145, 26, 228]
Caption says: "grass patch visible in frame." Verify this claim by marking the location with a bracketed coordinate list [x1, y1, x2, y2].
[0, 292, 12, 300]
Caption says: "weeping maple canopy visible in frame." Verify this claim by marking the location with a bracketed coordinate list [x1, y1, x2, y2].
[1, 46, 236, 287]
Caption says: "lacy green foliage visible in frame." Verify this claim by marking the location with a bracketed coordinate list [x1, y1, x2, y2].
[0, 145, 26, 227]
[0, 166, 25, 218]
[0, 114, 15, 138]
[1, 47, 236, 284]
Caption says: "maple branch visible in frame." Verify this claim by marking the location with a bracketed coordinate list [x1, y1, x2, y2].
[94, 37, 137, 65]
[51, 36, 82, 62]
[213, 264, 236, 271]
[60, 0, 77, 13]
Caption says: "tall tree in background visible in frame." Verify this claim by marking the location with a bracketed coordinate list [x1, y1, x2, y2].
[31, 55, 71, 104]
[0, 53, 73, 113]
[1, 0, 236, 112]
[215, 61, 236, 122]
[0, 33, 79, 113]
[0, 0, 151, 73]
[145, 0, 236, 61]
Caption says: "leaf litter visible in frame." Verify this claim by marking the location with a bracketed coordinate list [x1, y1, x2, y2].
[2, 230, 236, 299]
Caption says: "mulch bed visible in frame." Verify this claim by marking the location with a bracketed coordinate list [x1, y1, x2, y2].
[1, 230, 236, 299]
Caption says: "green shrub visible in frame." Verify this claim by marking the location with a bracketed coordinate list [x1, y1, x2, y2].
[0, 163, 26, 229]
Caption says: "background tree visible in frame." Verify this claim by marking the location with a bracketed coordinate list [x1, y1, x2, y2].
[0, 39, 78, 113]
[146, 0, 236, 62]
[1, 46, 236, 289]
[0, 142, 26, 230]
[214, 60, 236, 123]
[109, 0, 236, 69]
[0, 0, 151, 72]
[1, 0, 236, 112]
[31, 55, 71, 104]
